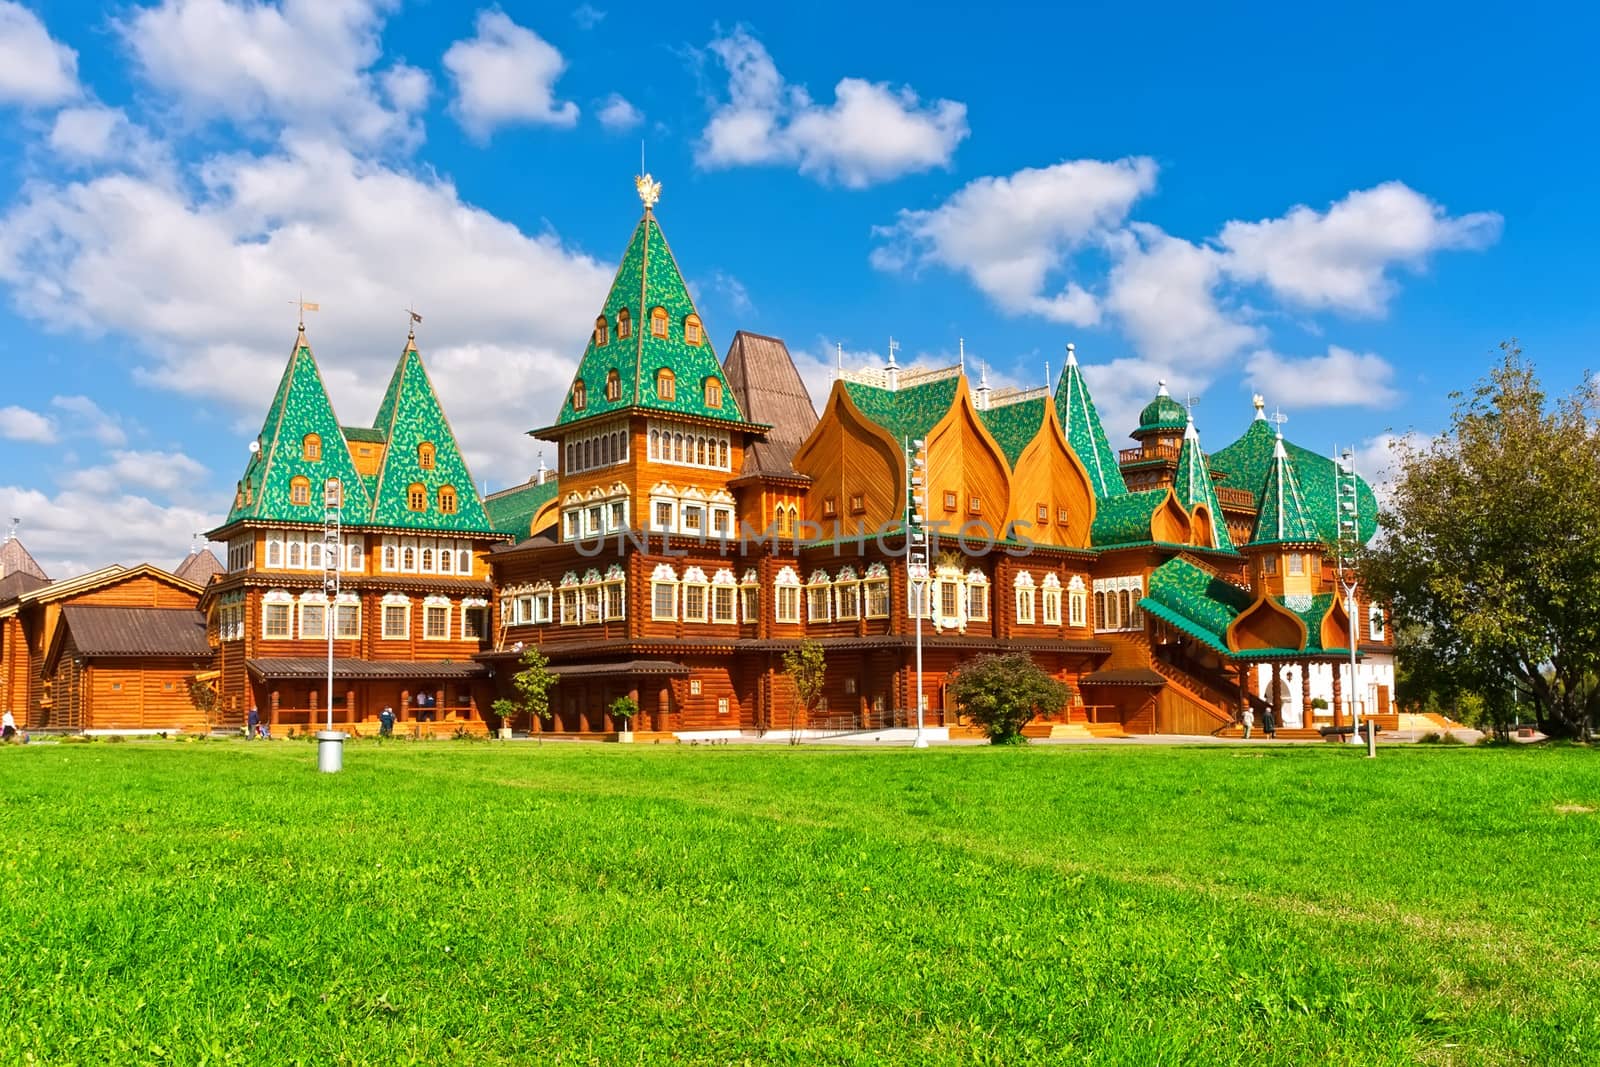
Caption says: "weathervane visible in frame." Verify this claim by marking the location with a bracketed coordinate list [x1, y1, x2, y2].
[888, 337, 900, 365]
[290, 292, 320, 330]
[635, 173, 661, 210]
[406, 305, 423, 339]
[1270, 407, 1290, 435]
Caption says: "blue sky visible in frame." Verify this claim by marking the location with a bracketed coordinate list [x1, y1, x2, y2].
[0, 0, 1594, 575]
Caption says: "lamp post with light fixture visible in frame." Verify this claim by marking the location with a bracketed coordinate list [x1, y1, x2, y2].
[905, 437, 928, 749]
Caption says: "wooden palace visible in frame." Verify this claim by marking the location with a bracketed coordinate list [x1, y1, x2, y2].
[1, 175, 1395, 738]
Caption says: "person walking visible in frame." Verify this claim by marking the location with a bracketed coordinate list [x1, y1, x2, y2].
[246, 706, 259, 740]
[1241, 707, 1254, 740]
[2, 709, 16, 742]
[379, 706, 395, 738]
[1263, 705, 1276, 739]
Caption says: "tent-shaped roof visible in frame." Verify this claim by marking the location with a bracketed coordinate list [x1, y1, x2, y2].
[223, 330, 372, 527]
[1172, 416, 1237, 553]
[173, 549, 224, 586]
[368, 337, 497, 533]
[1210, 409, 1379, 543]
[723, 332, 817, 480]
[1054, 348, 1128, 498]
[0, 535, 48, 582]
[1250, 432, 1322, 548]
[551, 196, 747, 431]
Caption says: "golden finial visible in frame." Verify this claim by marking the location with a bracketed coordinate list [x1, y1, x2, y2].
[635, 172, 661, 210]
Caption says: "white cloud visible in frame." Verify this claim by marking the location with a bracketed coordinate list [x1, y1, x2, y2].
[572, 3, 605, 29]
[1219, 181, 1503, 315]
[1105, 223, 1262, 364]
[0, 0, 79, 106]
[0, 483, 219, 577]
[708, 270, 753, 314]
[47, 105, 168, 172]
[1078, 355, 1212, 450]
[380, 61, 431, 113]
[443, 10, 578, 140]
[51, 395, 127, 446]
[0, 139, 613, 487]
[119, 0, 423, 148]
[63, 449, 211, 497]
[698, 27, 968, 188]
[0, 405, 55, 443]
[1245, 345, 1401, 409]
[872, 157, 1156, 324]
[596, 93, 642, 132]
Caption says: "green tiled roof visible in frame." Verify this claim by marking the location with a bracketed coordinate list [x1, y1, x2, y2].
[1054, 353, 1128, 498]
[1142, 556, 1254, 653]
[368, 339, 497, 533]
[1090, 489, 1171, 547]
[225, 336, 372, 526]
[554, 210, 745, 429]
[1210, 417, 1379, 543]
[1137, 384, 1187, 433]
[1281, 593, 1338, 653]
[842, 374, 961, 445]
[977, 396, 1044, 466]
[1172, 418, 1237, 554]
[1249, 433, 1322, 547]
[484, 478, 560, 540]
[342, 425, 385, 444]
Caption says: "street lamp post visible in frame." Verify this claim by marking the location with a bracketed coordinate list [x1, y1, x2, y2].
[1334, 449, 1370, 756]
[317, 478, 345, 772]
[906, 438, 928, 749]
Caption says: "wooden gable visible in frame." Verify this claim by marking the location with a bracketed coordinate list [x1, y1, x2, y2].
[1005, 394, 1096, 549]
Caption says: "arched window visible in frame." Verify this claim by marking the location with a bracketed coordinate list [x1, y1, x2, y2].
[290, 476, 312, 506]
[617, 307, 631, 338]
[438, 486, 458, 514]
[672, 432, 684, 462]
[571, 380, 587, 412]
[649, 429, 660, 458]
[420, 547, 434, 572]
[605, 368, 621, 402]
[1094, 591, 1107, 630]
[302, 433, 321, 462]
[696, 437, 706, 465]
[418, 441, 436, 470]
[685, 314, 703, 346]
[704, 376, 721, 408]
[718, 441, 729, 468]
[649, 306, 668, 339]
[656, 368, 675, 401]
[594, 315, 609, 346]
[773, 505, 785, 536]
[407, 483, 426, 511]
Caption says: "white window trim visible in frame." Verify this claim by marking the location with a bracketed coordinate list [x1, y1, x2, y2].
[381, 594, 411, 640]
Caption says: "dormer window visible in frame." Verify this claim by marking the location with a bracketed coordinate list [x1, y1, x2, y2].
[684, 314, 703, 346]
[704, 376, 722, 408]
[572, 379, 587, 412]
[407, 483, 427, 511]
[605, 369, 622, 402]
[418, 441, 436, 470]
[594, 315, 609, 347]
[302, 433, 321, 462]
[649, 306, 668, 339]
[290, 476, 311, 506]
[656, 368, 675, 401]
[617, 307, 631, 339]
[438, 485, 458, 514]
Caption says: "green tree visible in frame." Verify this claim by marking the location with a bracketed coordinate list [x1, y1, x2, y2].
[1363, 344, 1600, 740]
[492, 646, 556, 733]
[950, 652, 1069, 745]
[609, 694, 638, 732]
[781, 639, 826, 744]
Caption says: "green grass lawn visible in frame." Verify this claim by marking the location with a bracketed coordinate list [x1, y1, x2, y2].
[2, 740, 1597, 1065]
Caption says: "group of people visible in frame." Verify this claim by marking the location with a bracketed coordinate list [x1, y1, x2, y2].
[245, 707, 271, 740]
[1239, 707, 1278, 739]
[2, 709, 23, 744]
[238, 701, 411, 740]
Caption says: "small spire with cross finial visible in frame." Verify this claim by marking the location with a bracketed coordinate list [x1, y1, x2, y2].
[835, 341, 844, 378]
[5, 517, 17, 542]
[1045, 360, 1051, 389]
[887, 336, 899, 366]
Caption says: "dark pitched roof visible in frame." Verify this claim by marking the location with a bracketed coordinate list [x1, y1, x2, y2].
[0, 536, 48, 581]
[0, 571, 49, 602]
[246, 658, 487, 680]
[1081, 667, 1167, 686]
[60, 606, 211, 658]
[173, 549, 224, 586]
[723, 331, 817, 479]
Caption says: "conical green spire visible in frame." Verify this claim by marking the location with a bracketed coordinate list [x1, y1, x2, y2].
[367, 335, 496, 533]
[226, 330, 371, 525]
[1053, 344, 1127, 498]
[1250, 432, 1322, 547]
[1173, 413, 1237, 552]
[554, 190, 745, 429]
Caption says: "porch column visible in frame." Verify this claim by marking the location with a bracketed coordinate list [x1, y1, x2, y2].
[1300, 661, 1312, 728]
[400, 688, 410, 720]
[1268, 663, 1281, 727]
[435, 688, 444, 722]
[1238, 663, 1250, 722]
[347, 685, 358, 722]
[269, 688, 279, 726]
[1331, 666, 1345, 729]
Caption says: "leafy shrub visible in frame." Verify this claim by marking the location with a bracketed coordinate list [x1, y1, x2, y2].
[949, 652, 1069, 745]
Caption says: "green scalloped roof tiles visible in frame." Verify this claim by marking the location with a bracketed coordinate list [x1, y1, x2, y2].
[1210, 419, 1379, 543]
[1141, 556, 1253, 652]
[367, 342, 496, 533]
[1173, 425, 1238, 554]
[1280, 593, 1340, 653]
[1054, 358, 1128, 498]
[554, 212, 745, 428]
[842, 375, 961, 445]
[226, 341, 372, 526]
[977, 397, 1044, 466]
[484, 478, 560, 540]
[1250, 435, 1322, 547]
[1137, 386, 1187, 433]
[1090, 489, 1170, 547]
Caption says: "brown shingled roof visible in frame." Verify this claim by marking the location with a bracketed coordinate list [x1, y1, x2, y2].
[0, 536, 48, 582]
[722, 331, 818, 481]
[60, 606, 211, 658]
[173, 549, 225, 586]
[247, 658, 488, 680]
[0, 571, 50, 603]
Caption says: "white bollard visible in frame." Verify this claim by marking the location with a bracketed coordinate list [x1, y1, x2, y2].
[316, 730, 345, 773]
